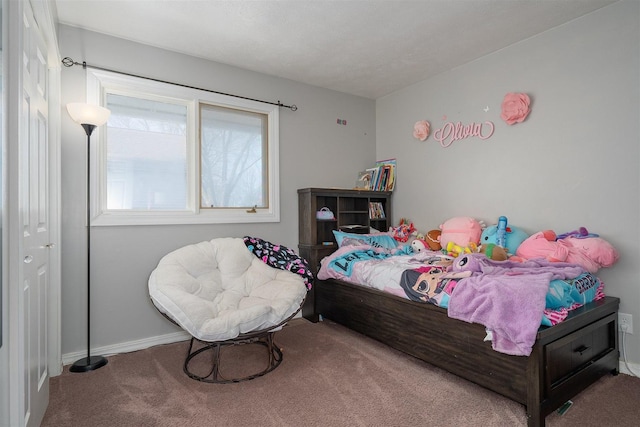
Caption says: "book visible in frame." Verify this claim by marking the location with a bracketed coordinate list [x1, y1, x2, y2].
[369, 202, 385, 219]
[375, 158, 396, 191]
[367, 167, 380, 190]
[354, 158, 397, 192]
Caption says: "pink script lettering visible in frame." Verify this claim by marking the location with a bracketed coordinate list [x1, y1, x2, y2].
[433, 121, 495, 148]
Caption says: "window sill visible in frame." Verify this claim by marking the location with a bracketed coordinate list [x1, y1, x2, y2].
[91, 210, 280, 226]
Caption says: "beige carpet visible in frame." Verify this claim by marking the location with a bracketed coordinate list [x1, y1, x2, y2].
[43, 319, 639, 426]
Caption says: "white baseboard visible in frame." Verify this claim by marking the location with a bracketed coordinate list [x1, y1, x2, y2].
[619, 359, 640, 377]
[61, 330, 191, 367]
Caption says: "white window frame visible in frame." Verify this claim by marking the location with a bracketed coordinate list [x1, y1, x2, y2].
[86, 69, 280, 226]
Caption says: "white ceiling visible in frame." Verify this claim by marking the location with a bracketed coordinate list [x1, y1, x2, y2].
[54, 0, 618, 99]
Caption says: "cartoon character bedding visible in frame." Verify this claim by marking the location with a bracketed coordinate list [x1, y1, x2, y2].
[317, 236, 609, 357]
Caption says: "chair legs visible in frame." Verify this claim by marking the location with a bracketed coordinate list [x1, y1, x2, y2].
[183, 331, 283, 383]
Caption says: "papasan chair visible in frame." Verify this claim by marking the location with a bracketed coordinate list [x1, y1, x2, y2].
[148, 236, 311, 383]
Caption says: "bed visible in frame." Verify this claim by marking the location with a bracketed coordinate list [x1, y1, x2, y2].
[312, 239, 620, 427]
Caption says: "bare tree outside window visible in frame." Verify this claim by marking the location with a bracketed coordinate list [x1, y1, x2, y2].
[200, 104, 268, 209]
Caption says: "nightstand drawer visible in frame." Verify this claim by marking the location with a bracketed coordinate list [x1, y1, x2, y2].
[545, 312, 616, 392]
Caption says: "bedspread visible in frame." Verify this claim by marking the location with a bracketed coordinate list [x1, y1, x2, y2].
[318, 245, 451, 298]
[447, 259, 584, 356]
[317, 243, 605, 356]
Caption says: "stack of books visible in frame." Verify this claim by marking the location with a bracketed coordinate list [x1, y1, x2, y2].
[356, 158, 396, 191]
[369, 202, 386, 219]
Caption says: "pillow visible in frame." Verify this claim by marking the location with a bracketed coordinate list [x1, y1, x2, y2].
[332, 230, 398, 249]
[243, 236, 314, 290]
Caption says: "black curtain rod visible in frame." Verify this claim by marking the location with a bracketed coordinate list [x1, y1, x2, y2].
[61, 57, 298, 111]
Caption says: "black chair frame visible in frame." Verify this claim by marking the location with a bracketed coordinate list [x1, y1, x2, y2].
[153, 295, 305, 383]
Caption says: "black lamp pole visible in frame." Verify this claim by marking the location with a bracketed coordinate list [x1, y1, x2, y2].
[69, 123, 108, 373]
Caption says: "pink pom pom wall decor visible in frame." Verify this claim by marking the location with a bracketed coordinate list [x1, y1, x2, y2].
[500, 92, 531, 125]
[413, 120, 430, 141]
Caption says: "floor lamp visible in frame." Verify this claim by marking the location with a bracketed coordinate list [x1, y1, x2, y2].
[66, 102, 111, 373]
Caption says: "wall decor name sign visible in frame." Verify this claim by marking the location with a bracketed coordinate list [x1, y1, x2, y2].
[412, 92, 531, 148]
[433, 120, 494, 148]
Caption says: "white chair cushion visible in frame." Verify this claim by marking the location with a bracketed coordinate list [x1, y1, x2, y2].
[148, 237, 307, 341]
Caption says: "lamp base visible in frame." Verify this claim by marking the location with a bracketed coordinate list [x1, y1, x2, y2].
[69, 355, 108, 373]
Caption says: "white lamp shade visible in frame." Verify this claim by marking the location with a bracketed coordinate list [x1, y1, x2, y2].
[67, 103, 111, 126]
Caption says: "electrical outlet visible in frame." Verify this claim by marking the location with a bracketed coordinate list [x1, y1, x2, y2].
[619, 313, 633, 334]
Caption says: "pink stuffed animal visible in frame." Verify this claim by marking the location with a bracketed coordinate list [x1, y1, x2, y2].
[563, 236, 619, 269]
[515, 231, 619, 273]
[439, 217, 482, 248]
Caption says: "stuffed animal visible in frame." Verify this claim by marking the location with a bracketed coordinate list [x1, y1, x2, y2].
[391, 218, 416, 243]
[516, 231, 619, 273]
[450, 252, 512, 274]
[450, 253, 486, 274]
[477, 243, 508, 261]
[564, 235, 618, 268]
[446, 241, 478, 257]
[480, 223, 529, 255]
[425, 229, 442, 251]
[556, 227, 599, 240]
[439, 217, 483, 248]
[411, 239, 429, 253]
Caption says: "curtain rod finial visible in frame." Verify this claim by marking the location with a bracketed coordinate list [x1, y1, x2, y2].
[61, 57, 75, 67]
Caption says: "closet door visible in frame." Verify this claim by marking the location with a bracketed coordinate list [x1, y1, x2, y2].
[4, 1, 54, 425]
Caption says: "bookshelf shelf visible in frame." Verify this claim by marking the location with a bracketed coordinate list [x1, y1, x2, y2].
[298, 187, 392, 321]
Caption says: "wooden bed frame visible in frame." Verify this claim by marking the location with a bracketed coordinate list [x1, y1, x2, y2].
[314, 278, 620, 427]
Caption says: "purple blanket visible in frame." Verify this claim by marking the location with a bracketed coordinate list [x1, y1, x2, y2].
[447, 259, 584, 356]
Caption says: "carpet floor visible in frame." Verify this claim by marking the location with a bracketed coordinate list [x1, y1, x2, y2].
[42, 319, 639, 426]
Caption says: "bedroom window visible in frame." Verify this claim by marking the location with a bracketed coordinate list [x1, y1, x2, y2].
[199, 104, 268, 210]
[86, 69, 280, 226]
[105, 94, 189, 211]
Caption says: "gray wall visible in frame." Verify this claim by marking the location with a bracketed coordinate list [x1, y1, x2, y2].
[59, 25, 376, 355]
[60, 1, 640, 368]
[376, 0, 640, 364]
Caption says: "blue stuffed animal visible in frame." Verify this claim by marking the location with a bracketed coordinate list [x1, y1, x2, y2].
[480, 222, 529, 255]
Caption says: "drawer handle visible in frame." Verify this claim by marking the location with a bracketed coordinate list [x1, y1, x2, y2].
[575, 345, 590, 355]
